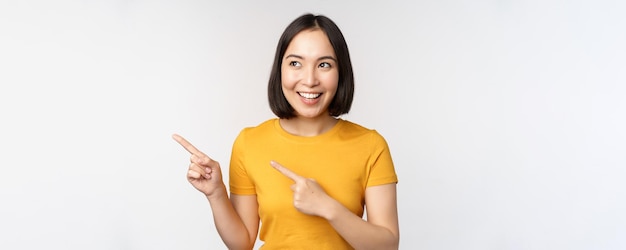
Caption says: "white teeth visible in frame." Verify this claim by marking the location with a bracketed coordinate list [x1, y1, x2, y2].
[298, 92, 321, 99]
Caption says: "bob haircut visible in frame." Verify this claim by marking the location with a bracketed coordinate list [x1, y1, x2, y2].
[268, 13, 354, 119]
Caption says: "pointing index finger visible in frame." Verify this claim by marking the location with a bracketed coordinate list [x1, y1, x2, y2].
[270, 161, 303, 182]
[172, 134, 201, 155]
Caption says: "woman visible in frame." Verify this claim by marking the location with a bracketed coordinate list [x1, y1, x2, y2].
[173, 13, 399, 250]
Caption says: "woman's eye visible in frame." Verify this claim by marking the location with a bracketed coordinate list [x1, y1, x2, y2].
[289, 61, 301, 67]
[319, 62, 332, 68]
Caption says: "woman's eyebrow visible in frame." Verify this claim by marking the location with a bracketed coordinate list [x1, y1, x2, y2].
[285, 54, 303, 59]
[285, 54, 337, 62]
[318, 56, 337, 62]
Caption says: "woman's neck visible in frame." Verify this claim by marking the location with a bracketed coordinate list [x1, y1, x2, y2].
[279, 115, 338, 137]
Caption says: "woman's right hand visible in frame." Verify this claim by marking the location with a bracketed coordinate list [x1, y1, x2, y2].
[172, 134, 225, 198]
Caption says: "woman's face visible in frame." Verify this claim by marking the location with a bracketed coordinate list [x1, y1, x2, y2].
[281, 29, 339, 119]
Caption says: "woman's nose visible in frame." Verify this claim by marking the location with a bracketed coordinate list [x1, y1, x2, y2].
[301, 67, 319, 87]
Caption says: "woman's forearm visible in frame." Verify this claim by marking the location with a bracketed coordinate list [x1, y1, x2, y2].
[324, 200, 399, 250]
[205, 185, 255, 250]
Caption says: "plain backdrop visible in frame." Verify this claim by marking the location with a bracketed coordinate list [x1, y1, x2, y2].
[1, 0, 625, 249]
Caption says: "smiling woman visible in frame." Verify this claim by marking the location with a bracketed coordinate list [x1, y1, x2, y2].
[173, 13, 399, 250]
[279, 29, 340, 134]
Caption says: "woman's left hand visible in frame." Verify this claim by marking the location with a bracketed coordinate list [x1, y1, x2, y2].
[270, 160, 336, 218]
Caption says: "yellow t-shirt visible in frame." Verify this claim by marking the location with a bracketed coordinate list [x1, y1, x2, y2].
[229, 118, 397, 249]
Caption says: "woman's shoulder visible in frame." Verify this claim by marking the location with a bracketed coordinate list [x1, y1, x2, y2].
[232, 118, 278, 147]
[338, 119, 386, 141]
[238, 118, 278, 136]
[339, 119, 370, 131]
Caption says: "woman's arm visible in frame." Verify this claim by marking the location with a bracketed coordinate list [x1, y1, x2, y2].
[271, 161, 399, 250]
[206, 190, 259, 250]
[325, 184, 399, 250]
[173, 134, 259, 250]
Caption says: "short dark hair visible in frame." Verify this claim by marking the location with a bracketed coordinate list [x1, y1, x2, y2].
[268, 13, 354, 119]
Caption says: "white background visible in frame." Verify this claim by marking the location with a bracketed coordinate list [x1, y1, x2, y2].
[1, 0, 625, 249]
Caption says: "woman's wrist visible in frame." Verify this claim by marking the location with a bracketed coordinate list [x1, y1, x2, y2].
[321, 197, 345, 221]
[205, 184, 228, 202]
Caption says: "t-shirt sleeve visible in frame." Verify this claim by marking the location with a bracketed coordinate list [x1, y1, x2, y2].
[366, 131, 398, 187]
[229, 128, 256, 195]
